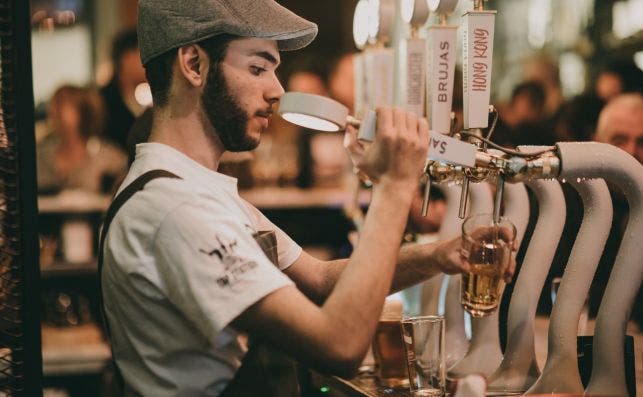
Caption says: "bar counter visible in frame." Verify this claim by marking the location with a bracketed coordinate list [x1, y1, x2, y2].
[38, 186, 371, 213]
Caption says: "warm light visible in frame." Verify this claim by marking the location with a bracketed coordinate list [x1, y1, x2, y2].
[634, 51, 643, 71]
[367, 0, 381, 40]
[559, 52, 586, 97]
[527, 0, 551, 49]
[401, 0, 430, 26]
[278, 92, 350, 132]
[612, 0, 643, 39]
[401, 0, 415, 23]
[353, 0, 371, 49]
[427, 0, 458, 14]
[134, 82, 153, 107]
[281, 113, 340, 132]
[427, 0, 440, 11]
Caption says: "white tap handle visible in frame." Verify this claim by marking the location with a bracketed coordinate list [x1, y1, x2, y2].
[462, 10, 496, 129]
[427, 25, 458, 134]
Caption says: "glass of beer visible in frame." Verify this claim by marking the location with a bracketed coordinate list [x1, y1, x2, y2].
[372, 299, 408, 388]
[460, 214, 516, 317]
[372, 319, 409, 387]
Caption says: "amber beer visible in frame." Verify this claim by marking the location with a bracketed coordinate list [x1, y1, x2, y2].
[460, 214, 516, 317]
[372, 319, 409, 387]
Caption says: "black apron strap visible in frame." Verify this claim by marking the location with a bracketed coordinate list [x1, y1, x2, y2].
[98, 169, 181, 392]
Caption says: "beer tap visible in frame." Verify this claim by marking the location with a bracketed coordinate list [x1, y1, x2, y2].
[419, 0, 459, 217]
[398, 0, 431, 216]
[458, 0, 496, 219]
[426, 0, 459, 135]
[352, 0, 370, 120]
[400, 0, 429, 117]
[365, 0, 396, 109]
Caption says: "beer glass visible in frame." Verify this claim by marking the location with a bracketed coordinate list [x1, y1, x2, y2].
[372, 300, 408, 387]
[401, 315, 445, 396]
[460, 214, 516, 317]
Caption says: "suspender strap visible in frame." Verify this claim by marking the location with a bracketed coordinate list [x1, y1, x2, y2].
[98, 169, 181, 390]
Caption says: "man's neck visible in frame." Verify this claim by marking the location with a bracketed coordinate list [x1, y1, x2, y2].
[148, 104, 225, 171]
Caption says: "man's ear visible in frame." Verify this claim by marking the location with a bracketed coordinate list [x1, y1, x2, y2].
[177, 44, 207, 88]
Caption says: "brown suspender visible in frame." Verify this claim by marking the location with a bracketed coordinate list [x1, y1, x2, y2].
[98, 169, 181, 393]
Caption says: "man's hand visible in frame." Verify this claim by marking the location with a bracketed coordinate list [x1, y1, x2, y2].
[431, 236, 470, 275]
[463, 226, 518, 283]
[344, 107, 428, 187]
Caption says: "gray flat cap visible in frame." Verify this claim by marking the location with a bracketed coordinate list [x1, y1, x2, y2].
[138, 0, 318, 65]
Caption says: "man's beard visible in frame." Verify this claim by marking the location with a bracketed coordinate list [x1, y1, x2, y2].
[201, 64, 260, 152]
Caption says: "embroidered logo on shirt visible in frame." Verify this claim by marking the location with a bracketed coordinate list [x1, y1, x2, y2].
[199, 235, 258, 287]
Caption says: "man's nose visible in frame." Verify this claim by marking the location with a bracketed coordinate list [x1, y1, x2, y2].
[266, 74, 285, 105]
[623, 140, 636, 158]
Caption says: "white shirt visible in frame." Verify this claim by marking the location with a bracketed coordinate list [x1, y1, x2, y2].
[102, 143, 302, 396]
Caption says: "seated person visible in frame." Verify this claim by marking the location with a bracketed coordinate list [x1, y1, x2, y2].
[37, 85, 127, 194]
[591, 93, 643, 328]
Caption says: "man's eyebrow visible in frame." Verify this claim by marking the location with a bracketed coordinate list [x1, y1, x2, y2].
[250, 51, 280, 66]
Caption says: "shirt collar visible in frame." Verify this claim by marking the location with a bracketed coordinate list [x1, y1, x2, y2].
[133, 142, 239, 191]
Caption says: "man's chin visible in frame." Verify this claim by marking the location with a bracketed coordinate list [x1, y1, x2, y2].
[224, 135, 260, 152]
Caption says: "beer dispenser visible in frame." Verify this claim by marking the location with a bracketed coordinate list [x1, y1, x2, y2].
[277, 1, 643, 393]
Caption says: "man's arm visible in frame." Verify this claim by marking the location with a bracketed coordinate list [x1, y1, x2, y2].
[284, 235, 465, 304]
[231, 108, 428, 377]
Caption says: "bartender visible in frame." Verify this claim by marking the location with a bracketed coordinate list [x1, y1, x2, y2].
[100, 0, 488, 395]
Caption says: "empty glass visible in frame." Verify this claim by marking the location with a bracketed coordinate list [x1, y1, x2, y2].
[401, 315, 445, 396]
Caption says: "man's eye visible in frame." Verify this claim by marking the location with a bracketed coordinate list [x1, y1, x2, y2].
[250, 66, 266, 76]
[610, 134, 627, 146]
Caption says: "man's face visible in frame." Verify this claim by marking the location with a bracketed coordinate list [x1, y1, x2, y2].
[599, 107, 643, 164]
[512, 94, 541, 124]
[201, 38, 284, 152]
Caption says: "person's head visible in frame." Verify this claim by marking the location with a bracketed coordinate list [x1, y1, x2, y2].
[508, 81, 546, 125]
[137, 0, 317, 152]
[111, 28, 146, 88]
[594, 93, 643, 164]
[553, 94, 604, 142]
[595, 61, 643, 102]
[521, 55, 563, 115]
[48, 85, 105, 141]
[287, 70, 326, 95]
[328, 53, 356, 112]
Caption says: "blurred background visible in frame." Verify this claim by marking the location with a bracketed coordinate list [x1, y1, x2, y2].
[28, 0, 642, 396]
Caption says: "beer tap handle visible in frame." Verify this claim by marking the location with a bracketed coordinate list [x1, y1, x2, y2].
[459, 176, 470, 219]
[493, 174, 504, 223]
[421, 170, 432, 217]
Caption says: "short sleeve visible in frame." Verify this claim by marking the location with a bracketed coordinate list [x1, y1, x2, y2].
[152, 201, 294, 340]
[241, 200, 303, 270]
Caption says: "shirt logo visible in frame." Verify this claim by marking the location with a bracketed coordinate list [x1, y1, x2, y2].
[199, 235, 257, 287]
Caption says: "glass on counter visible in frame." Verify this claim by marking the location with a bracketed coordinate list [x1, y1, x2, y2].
[372, 299, 409, 388]
[401, 315, 445, 396]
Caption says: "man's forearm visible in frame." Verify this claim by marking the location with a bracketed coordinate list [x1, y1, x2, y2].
[390, 242, 445, 292]
[315, 239, 451, 301]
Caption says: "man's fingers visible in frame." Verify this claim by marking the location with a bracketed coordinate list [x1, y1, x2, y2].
[376, 107, 394, 138]
[344, 125, 366, 156]
[504, 256, 516, 283]
[343, 124, 358, 148]
[405, 111, 418, 137]
[393, 107, 407, 138]
[418, 118, 429, 146]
